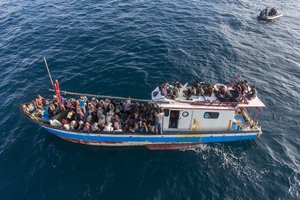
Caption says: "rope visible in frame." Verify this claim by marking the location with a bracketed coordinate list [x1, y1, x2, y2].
[48, 89, 152, 102]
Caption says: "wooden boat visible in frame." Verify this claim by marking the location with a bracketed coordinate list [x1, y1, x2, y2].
[21, 80, 265, 150]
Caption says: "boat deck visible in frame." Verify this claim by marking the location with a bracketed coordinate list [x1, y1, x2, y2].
[21, 105, 260, 135]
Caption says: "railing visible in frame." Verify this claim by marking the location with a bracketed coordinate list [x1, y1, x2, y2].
[49, 89, 151, 102]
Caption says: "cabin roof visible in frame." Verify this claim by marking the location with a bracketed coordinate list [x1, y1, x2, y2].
[156, 96, 265, 110]
[237, 96, 265, 108]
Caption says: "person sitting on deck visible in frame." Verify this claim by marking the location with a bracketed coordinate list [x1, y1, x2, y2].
[162, 80, 169, 88]
[141, 119, 149, 133]
[25, 106, 43, 121]
[113, 121, 122, 132]
[241, 80, 250, 94]
[259, 9, 265, 17]
[147, 114, 155, 133]
[91, 97, 98, 107]
[246, 86, 257, 100]
[70, 120, 78, 130]
[35, 95, 44, 110]
[175, 81, 182, 89]
[78, 120, 84, 130]
[216, 87, 227, 102]
[183, 88, 192, 99]
[78, 96, 87, 113]
[269, 8, 277, 16]
[49, 119, 62, 127]
[124, 97, 131, 113]
[233, 84, 242, 95]
[199, 86, 205, 96]
[161, 80, 172, 98]
[91, 122, 99, 132]
[170, 86, 179, 100]
[98, 115, 106, 129]
[75, 107, 85, 122]
[264, 8, 269, 16]
[103, 99, 110, 110]
[83, 122, 91, 132]
[43, 100, 50, 120]
[206, 85, 214, 97]
[48, 103, 57, 118]
[69, 98, 76, 109]
[191, 82, 198, 95]
[161, 84, 168, 97]
[52, 95, 65, 111]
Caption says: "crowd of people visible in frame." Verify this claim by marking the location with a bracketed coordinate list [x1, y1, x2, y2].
[23, 95, 164, 134]
[158, 76, 257, 102]
[213, 77, 257, 102]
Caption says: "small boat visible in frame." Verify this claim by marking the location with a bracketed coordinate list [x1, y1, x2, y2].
[257, 8, 283, 21]
[21, 78, 265, 150]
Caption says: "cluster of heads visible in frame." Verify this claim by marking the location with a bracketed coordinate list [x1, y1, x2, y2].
[158, 77, 257, 102]
[24, 95, 165, 134]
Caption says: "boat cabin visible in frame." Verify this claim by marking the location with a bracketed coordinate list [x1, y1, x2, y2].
[152, 83, 265, 133]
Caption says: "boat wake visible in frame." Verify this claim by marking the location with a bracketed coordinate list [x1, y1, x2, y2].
[180, 143, 267, 181]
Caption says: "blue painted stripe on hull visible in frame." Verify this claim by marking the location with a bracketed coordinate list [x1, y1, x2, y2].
[43, 126, 257, 144]
[201, 135, 255, 143]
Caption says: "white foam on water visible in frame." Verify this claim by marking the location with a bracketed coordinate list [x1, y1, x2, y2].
[181, 144, 267, 182]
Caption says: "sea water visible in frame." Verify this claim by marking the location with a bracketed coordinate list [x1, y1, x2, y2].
[0, 0, 299, 199]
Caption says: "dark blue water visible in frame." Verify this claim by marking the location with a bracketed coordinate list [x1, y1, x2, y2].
[1, 0, 299, 199]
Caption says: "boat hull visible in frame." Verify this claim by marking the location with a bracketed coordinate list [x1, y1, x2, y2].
[42, 126, 260, 149]
[257, 14, 283, 21]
